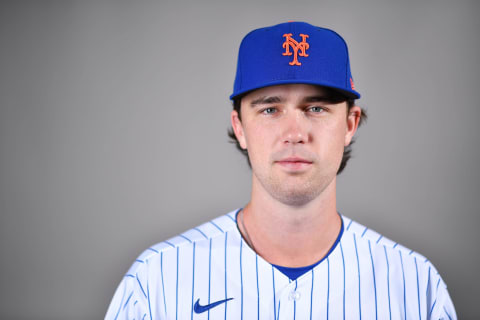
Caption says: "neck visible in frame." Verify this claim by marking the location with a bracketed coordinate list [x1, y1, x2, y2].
[239, 176, 341, 268]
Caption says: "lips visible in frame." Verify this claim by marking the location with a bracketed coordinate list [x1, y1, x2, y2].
[275, 157, 313, 170]
[277, 156, 312, 163]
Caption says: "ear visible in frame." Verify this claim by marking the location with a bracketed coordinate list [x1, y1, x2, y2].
[231, 110, 248, 149]
[344, 105, 362, 146]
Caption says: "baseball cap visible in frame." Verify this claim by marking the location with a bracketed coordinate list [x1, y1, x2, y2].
[230, 21, 360, 100]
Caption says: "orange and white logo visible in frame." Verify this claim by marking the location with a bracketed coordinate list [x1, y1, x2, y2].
[282, 33, 309, 66]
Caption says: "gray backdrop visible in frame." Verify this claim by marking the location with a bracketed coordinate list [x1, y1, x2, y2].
[1, 0, 478, 319]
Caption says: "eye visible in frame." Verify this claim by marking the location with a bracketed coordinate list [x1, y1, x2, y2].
[308, 106, 325, 113]
[261, 107, 278, 114]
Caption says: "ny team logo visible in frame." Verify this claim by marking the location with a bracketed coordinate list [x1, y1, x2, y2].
[282, 33, 310, 66]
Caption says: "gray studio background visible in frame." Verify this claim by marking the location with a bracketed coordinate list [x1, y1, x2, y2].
[1, 1, 478, 319]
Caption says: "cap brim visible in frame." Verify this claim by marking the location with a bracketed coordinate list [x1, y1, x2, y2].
[229, 79, 360, 100]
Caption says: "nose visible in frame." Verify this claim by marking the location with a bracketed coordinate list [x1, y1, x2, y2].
[282, 110, 310, 144]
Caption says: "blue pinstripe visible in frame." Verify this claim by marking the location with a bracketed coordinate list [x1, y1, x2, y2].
[160, 252, 167, 316]
[347, 220, 353, 230]
[123, 291, 134, 310]
[429, 278, 442, 317]
[361, 227, 368, 237]
[340, 243, 346, 320]
[210, 221, 224, 233]
[191, 243, 196, 320]
[384, 246, 392, 320]
[272, 267, 276, 319]
[179, 234, 192, 243]
[136, 274, 147, 298]
[224, 232, 228, 319]
[194, 227, 208, 239]
[293, 280, 298, 320]
[226, 213, 236, 222]
[148, 247, 159, 254]
[113, 278, 127, 320]
[354, 234, 361, 319]
[415, 257, 421, 320]
[256, 255, 260, 319]
[165, 241, 175, 248]
[399, 251, 406, 320]
[426, 266, 431, 297]
[176, 247, 179, 320]
[240, 239, 244, 320]
[208, 239, 212, 320]
[368, 241, 378, 320]
[146, 261, 152, 320]
[277, 301, 281, 320]
[327, 258, 330, 320]
[425, 266, 431, 318]
[444, 306, 452, 320]
[310, 269, 314, 320]
[429, 300, 437, 317]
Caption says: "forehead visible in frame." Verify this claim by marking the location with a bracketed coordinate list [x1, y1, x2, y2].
[241, 84, 335, 103]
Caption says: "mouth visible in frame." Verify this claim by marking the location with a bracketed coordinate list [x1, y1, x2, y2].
[275, 157, 313, 171]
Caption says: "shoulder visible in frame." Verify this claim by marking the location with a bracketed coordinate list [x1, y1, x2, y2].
[105, 210, 241, 319]
[340, 214, 441, 279]
[125, 209, 240, 277]
[341, 214, 431, 266]
[340, 215, 446, 289]
[340, 215, 456, 318]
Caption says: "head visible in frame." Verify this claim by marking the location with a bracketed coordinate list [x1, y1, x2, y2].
[228, 88, 366, 175]
[230, 84, 365, 206]
[227, 22, 367, 206]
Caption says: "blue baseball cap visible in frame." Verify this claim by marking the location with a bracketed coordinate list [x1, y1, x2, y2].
[230, 21, 360, 100]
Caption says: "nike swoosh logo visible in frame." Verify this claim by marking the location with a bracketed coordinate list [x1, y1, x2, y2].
[193, 297, 234, 313]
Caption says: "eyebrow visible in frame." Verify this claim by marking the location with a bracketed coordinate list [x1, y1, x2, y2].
[250, 95, 341, 107]
[303, 96, 345, 104]
[303, 95, 336, 103]
[250, 96, 283, 106]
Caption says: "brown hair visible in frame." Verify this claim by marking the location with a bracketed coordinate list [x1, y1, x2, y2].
[227, 89, 367, 175]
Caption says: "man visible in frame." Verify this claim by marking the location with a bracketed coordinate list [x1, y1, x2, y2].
[106, 21, 456, 319]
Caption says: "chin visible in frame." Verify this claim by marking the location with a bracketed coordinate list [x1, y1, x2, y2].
[253, 168, 334, 206]
[271, 187, 320, 207]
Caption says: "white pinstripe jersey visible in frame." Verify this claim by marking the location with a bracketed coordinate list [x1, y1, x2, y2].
[105, 209, 457, 320]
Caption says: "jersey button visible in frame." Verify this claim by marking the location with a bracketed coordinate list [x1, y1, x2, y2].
[288, 291, 301, 301]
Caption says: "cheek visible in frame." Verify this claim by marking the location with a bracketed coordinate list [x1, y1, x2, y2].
[315, 122, 347, 158]
[243, 123, 278, 163]
[244, 121, 277, 147]
[332, 123, 349, 162]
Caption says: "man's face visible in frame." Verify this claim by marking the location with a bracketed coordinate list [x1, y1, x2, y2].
[231, 84, 361, 207]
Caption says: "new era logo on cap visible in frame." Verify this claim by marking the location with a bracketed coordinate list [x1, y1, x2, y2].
[230, 21, 360, 100]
